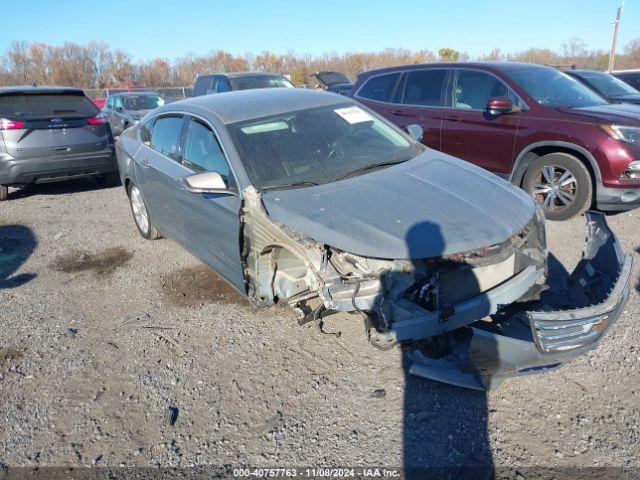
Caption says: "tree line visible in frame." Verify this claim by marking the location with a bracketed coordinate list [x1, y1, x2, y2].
[0, 38, 639, 89]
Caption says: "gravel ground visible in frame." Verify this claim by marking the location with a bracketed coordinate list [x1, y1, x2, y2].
[0, 179, 639, 477]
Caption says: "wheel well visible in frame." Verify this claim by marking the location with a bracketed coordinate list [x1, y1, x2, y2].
[124, 177, 131, 193]
[513, 145, 597, 193]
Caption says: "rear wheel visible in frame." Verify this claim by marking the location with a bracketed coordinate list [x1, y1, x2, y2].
[0, 185, 7, 201]
[522, 152, 592, 221]
[128, 182, 160, 240]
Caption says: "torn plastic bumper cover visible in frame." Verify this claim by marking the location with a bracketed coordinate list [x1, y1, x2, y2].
[407, 211, 632, 390]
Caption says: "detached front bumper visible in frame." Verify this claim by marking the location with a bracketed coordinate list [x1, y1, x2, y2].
[407, 211, 632, 390]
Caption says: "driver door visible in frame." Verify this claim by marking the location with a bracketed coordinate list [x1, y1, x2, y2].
[440, 69, 521, 175]
[172, 116, 244, 290]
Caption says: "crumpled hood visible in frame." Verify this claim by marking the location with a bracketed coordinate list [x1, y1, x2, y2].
[261, 151, 536, 259]
[565, 103, 640, 125]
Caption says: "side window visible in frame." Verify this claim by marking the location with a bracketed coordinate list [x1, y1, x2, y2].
[402, 69, 447, 106]
[114, 96, 123, 110]
[195, 77, 213, 96]
[452, 70, 519, 110]
[150, 115, 184, 161]
[182, 118, 231, 181]
[140, 118, 154, 144]
[627, 75, 640, 90]
[357, 73, 401, 103]
[214, 77, 232, 93]
[106, 97, 113, 109]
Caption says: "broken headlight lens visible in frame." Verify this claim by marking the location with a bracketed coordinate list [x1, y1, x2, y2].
[601, 124, 640, 146]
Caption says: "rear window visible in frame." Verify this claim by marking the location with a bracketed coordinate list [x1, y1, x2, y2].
[357, 73, 401, 103]
[0, 93, 98, 119]
[231, 75, 294, 91]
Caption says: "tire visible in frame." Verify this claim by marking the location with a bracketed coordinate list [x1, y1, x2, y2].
[0, 185, 7, 201]
[522, 152, 592, 221]
[95, 172, 121, 188]
[127, 182, 161, 240]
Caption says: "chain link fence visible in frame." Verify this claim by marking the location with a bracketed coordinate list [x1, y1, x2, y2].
[83, 86, 194, 103]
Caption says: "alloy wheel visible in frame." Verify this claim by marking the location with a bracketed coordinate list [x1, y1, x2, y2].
[130, 185, 150, 234]
[531, 165, 578, 212]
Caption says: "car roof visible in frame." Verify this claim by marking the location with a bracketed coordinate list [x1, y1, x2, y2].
[163, 88, 350, 124]
[0, 85, 85, 95]
[357, 61, 557, 79]
[197, 72, 285, 79]
[566, 69, 608, 76]
[115, 91, 158, 97]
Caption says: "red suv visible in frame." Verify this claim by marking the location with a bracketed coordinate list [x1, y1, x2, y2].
[351, 62, 640, 220]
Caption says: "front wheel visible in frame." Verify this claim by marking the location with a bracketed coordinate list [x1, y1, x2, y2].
[128, 183, 161, 240]
[522, 152, 592, 221]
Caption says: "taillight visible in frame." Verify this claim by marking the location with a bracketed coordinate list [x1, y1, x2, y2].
[0, 118, 26, 130]
[87, 113, 108, 125]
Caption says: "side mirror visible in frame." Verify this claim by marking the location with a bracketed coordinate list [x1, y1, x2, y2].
[116, 106, 124, 112]
[181, 171, 231, 194]
[404, 124, 424, 142]
[487, 98, 517, 115]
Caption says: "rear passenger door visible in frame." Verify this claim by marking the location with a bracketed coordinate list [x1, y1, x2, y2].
[134, 114, 188, 239]
[392, 69, 449, 150]
[439, 69, 521, 175]
[354, 70, 446, 150]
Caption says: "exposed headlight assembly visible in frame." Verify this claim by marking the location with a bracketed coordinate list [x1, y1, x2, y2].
[601, 124, 640, 146]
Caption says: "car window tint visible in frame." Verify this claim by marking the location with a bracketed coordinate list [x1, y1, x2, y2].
[140, 119, 153, 143]
[402, 70, 447, 106]
[182, 119, 231, 180]
[150, 115, 183, 161]
[0, 93, 98, 119]
[357, 73, 401, 103]
[453, 70, 519, 110]
[214, 77, 232, 93]
[620, 74, 640, 90]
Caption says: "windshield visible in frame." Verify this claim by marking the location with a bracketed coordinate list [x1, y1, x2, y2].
[227, 103, 423, 190]
[576, 71, 639, 97]
[509, 67, 607, 108]
[231, 75, 294, 91]
[123, 95, 164, 110]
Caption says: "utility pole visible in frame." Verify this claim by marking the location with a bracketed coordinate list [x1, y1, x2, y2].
[608, 1, 624, 72]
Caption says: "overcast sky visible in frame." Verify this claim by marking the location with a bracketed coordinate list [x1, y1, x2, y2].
[0, 0, 636, 60]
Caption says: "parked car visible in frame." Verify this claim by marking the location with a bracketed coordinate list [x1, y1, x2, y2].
[115, 88, 630, 390]
[350, 62, 640, 221]
[311, 71, 354, 95]
[103, 92, 164, 135]
[565, 69, 640, 105]
[614, 69, 640, 91]
[0, 86, 117, 201]
[193, 72, 294, 97]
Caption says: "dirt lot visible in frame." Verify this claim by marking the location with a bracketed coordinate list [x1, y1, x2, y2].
[1, 179, 639, 476]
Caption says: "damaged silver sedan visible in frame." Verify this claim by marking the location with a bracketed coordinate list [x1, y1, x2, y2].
[115, 88, 632, 390]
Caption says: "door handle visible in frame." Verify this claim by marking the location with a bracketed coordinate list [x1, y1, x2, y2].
[444, 115, 460, 122]
[391, 109, 405, 116]
[139, 157, 150, 168]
